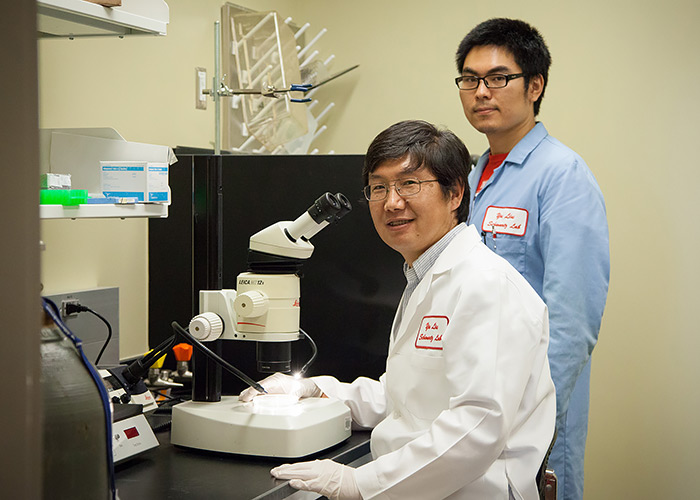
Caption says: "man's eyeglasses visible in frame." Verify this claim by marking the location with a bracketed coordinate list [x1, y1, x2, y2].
[363, 178, 439, 202]
[455, 73, 524, 90]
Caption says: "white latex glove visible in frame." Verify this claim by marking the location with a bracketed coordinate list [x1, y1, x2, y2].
[271, 459, 362, 500]
[239, 372, 322, 402]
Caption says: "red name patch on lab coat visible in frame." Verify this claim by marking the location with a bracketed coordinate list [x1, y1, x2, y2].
[481, 206, 528, 236]
[415, 316, 448, 350]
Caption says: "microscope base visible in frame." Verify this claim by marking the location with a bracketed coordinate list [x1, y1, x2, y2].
[171, 396, 352, 458]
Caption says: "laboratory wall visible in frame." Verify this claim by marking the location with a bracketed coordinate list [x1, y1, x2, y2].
[38, 0, 700, 498]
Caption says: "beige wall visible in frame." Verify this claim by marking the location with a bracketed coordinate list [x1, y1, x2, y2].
[39, 0, 700, 498]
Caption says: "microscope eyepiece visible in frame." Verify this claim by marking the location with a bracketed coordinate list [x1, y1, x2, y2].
[248, 191, 353, 266]
[332, 192, 352, 222]
[307, 192, 342, 224]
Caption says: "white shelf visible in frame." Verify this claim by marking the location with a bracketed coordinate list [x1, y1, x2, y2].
[40, 127, 175, 220]
[37, 0, 169, 38]
[40, 203, 168, 219]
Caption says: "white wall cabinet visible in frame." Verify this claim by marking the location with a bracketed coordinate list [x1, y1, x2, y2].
[37, 0, 169, 38]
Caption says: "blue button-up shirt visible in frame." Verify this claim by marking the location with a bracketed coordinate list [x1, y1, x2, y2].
[467, 122, 610, 424]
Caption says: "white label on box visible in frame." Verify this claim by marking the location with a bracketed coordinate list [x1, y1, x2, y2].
[101, 161, 170, 203]
[101, 162, 147, 201]
[147, 163, 169, 203]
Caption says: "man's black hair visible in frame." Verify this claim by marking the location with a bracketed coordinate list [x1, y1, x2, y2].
[363, 120, 470, 223]
[455, 18, 552, 116]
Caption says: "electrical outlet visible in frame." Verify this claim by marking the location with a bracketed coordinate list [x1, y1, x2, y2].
[61, 298, 80, 317]
[45, 287, 120, 366]
[195, 67, 207, 110]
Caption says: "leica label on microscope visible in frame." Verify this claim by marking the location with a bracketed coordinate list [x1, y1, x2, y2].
[239, 278, 265, 286]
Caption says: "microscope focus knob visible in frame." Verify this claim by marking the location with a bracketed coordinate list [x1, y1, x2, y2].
[233, 291, 269, 318]
[188, 312, 224, 342]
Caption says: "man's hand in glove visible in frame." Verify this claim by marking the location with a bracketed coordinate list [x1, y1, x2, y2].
[271, 459, 362, 500]
[239, 372, 322, 402]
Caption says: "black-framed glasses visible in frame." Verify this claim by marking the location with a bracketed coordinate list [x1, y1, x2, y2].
[455, 73, 524, 90]
[363, 178, 439, 202]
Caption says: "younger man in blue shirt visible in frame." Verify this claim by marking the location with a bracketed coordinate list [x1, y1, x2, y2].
[455, 18, 610, 500]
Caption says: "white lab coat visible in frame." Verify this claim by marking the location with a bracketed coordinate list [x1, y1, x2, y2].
[313, 224, 556, 500]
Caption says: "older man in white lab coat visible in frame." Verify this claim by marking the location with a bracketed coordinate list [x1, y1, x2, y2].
[240, 120, 556, 500]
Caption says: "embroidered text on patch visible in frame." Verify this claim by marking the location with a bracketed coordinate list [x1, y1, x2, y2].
[481, 206, 528, 236]
[415, 316, 449, 350]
